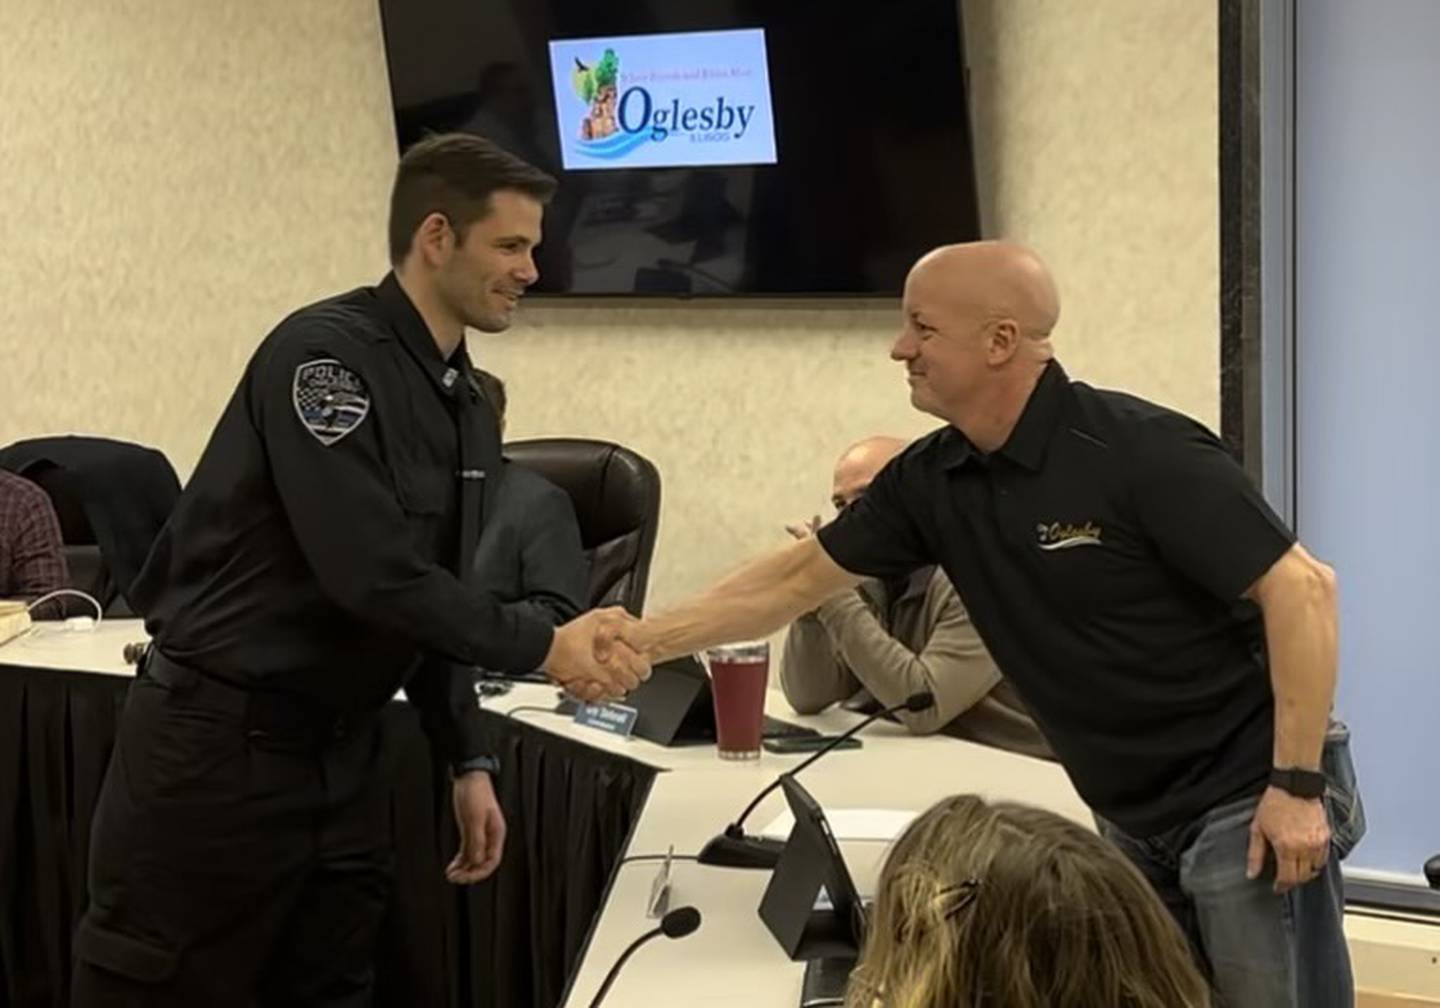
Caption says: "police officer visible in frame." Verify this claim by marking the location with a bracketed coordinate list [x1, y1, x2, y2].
[71, 134, 645, 1005]
[615, 241, 1363, 1008]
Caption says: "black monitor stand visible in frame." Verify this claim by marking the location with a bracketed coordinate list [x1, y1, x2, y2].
[758, 776, 866, 962]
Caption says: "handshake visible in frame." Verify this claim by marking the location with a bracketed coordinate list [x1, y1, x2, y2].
[541, 607, 654, 702]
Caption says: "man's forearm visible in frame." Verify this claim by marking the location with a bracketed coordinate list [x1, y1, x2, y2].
[1257, 548, 1338, 770]
[631, 540, 859, 662]
[816, 590, 997, 735]
[779, 610, 857, 714]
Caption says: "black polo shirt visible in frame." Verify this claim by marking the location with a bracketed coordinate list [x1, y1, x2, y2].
[818, 361, 1294, 835]
[132, 274, 554, 761]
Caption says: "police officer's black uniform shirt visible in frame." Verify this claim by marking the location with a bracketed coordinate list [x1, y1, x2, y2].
[131, 274, 554, 762]
[818, 361, 1296, 835]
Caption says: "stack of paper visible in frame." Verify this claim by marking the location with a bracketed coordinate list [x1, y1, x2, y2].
[758, 808, 918, 843]
[0, 600, 32, 647]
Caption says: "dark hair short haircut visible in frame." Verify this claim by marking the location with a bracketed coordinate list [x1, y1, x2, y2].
[388, 133, 557, 265]
[474, 368, 507, 425]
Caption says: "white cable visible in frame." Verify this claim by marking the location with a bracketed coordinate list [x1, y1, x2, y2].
[26, 588, 104, 624]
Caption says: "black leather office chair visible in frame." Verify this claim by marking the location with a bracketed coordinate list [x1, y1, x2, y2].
[502, 438, 661, 616]
[0, 436, 182, 616]
[22, 462, 117, 608]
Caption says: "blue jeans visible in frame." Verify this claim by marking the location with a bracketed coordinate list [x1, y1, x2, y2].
[1099, 722, 1366, 1008]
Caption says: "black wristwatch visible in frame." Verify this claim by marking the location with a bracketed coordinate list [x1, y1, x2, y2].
[451, 754, 501, 779]
[1270, 766, 1326, 800]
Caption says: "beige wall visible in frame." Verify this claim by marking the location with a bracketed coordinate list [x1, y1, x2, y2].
[0, 0, 398, 475]
[0, 0, 1216, 610]
[966, 0, 1218, 424]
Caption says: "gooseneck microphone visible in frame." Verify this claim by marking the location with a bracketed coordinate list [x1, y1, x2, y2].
[696, 692, 935, 870]
[588, 906, 702, 1007]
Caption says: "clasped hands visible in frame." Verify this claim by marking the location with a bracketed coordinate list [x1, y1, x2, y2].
[543, 606, 651, 702]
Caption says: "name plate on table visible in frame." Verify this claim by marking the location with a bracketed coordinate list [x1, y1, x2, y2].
[573, 701, 639, 739]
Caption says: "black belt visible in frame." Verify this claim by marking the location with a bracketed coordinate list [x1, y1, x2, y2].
[141, 649, 372, 745]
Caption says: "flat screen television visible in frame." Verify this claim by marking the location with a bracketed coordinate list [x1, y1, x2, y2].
[377, 2, 981, 296]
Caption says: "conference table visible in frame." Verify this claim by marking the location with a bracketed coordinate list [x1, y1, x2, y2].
[555, 738, 1091, 1007]
[0, 619, 1091, 1007]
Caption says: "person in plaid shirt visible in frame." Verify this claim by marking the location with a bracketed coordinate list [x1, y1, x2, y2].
[0, 468, 69, 617]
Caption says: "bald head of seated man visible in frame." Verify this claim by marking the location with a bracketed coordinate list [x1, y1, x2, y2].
[778, 435, 1053, 760]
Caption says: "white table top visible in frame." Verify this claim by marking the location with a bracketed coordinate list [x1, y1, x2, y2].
[557, 700, 1088, 1008]
[0, 617, 146, 676]
[0, 622, 1089, 1007]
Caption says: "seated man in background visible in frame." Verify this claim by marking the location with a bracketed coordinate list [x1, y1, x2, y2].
[844, 794, 1211, 1007]
[472, 369, 588, 632]
[781, 437, 1051, 760]
[0, 468, 70, 618]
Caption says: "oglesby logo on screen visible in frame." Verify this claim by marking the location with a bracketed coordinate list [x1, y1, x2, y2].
[549, 29, 778, 171]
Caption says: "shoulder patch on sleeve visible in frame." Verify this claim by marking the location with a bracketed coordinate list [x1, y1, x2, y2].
[292, 358, 371, 445]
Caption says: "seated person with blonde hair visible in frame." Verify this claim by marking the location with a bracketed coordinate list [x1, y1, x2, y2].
[781, 437, 1050, 759]
[846, 795, 1211, 1008]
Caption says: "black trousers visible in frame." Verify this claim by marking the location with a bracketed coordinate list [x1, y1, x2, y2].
[71, 657, 394, 1007]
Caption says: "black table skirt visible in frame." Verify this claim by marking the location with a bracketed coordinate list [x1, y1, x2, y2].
[0, 666, 655, 1008]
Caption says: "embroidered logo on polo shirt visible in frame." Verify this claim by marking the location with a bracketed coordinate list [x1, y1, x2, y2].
[1036, 521, 1103, 550]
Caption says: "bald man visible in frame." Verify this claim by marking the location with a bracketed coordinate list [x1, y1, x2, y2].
[610, 242, 1362, 1008]
[779, 437, 1051, 759]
